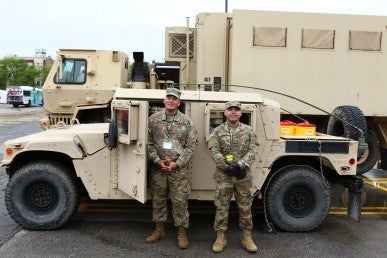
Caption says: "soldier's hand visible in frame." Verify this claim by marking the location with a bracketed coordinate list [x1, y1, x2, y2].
[235, 169, 246, 179]
[166, 160, 178, 172]
[229, 162, 246, 179]
[224, 166, 234, 177]
[157, 160, 171, 172]
[228, 162, 240, 172]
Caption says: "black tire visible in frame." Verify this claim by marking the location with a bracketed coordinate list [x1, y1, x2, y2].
[266, 165, 331, 232]
[12, 104, 19, 108]
[327, 105, 377, 174]
[327, 105, 367, 139]
[356, 132, 379, 174]
[5, 161, 79, 230]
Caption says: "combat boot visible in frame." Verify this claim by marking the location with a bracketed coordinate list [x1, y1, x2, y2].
[145, 222, 165, 243]
[212, 230, 227, 253]
[242, 229, 257, 253]
[177, 227, 189, 249]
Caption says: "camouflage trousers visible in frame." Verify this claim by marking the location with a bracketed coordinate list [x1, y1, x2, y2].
[214, 172, 254, 231]
[150, 165, 191, 228]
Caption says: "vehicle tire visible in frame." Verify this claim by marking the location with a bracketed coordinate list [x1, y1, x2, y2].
[265, 165, 331, 232]
[5, 161, 79, 230]
[12, 104, 19, 108]
[327, 105, 367, 139]
[327, 105, 377, 174]
[356, 132, 379, 174]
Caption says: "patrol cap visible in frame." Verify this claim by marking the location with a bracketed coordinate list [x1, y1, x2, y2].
[225, 100, 241, 109]
[166, 88, 181, 99]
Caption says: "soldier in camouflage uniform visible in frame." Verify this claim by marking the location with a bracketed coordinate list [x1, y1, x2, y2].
[208, 101, 259, 253]
[146, 88, 198, 249]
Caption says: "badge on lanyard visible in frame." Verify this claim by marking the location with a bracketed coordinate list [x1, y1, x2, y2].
[226, 154, 234, 163]
[163, 141, 173, 150]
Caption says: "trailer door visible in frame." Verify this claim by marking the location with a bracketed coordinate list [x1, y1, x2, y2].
[112, 100, 148, 203]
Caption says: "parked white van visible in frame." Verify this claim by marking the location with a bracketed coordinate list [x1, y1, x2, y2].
[0, 90, 7, 104]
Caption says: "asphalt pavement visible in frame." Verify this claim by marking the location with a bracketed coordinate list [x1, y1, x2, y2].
[0, 105, 386, 257]
[0, 211, 386, 257]
[0, 106, 44, 247]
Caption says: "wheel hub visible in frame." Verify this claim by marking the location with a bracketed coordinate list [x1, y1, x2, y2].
[23, 181, 59, 214]
[283, 186, 315, 218]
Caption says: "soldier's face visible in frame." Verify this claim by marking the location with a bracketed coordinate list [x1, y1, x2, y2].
[224, 107, 242, 123]
[164, 95, 180, 113]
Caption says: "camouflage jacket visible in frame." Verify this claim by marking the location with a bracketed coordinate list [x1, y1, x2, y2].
[208, 122, 259, 171]
[148, 109, 197, 169]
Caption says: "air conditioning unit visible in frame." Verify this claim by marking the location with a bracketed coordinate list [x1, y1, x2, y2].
[165, 27, 196, 61]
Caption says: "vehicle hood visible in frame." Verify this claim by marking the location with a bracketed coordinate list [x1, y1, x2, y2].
[2, 123, 109, 162]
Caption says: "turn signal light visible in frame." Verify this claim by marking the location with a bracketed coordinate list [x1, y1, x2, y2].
[5, 148, 13, 155]
[39, 118, 50, 130]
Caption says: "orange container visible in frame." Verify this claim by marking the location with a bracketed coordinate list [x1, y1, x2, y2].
[296, 121, 316, 136]
[280, 120, 297, 136]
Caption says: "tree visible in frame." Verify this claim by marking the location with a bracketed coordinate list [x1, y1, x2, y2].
[0, 58, 48, 89]
[37, 66, 51, 86]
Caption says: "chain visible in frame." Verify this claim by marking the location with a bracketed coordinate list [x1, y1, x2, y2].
[262, 168, 282, 233]
[262, 187, 273, 233]
[112, 147, 120, 189]
[317, 140, 330, 189]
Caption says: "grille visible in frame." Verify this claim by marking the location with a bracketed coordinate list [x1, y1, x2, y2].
[49, 115, 72, 126]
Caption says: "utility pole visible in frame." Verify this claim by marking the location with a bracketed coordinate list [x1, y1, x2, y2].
[225, 0, 228, 13]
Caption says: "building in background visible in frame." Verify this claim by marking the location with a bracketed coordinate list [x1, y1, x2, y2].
[5, 48, 54, 68]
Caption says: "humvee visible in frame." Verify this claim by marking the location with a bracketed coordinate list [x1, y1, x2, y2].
[2, 85, 362, 231]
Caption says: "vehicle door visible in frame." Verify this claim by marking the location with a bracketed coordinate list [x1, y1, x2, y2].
[112, 99, 148, 203]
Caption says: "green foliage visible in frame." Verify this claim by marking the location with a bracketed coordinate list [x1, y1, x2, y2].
[38, 66, 51, 86]
[0, 58, 50, 90]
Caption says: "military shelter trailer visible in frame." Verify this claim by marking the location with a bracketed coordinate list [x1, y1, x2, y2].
[2, 88, 362, 231]
[0, 90, 6, 104]
[164, 10, 387, 174]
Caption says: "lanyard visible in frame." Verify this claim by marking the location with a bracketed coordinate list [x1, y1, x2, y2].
[227, 124, 238, 148]
[166, 113, 176, 138]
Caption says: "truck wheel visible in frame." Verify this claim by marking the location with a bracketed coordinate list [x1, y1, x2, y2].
[12, 104, 19, 108]
[356, 132, 379, 174]
[327, 105, 377, 174]
[266, 165, 331, 232]
[5, 161, 79, 230]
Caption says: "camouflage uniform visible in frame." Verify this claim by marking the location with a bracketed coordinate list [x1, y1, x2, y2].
[208, 122, 259, 231]
[148, 109, 197, 228]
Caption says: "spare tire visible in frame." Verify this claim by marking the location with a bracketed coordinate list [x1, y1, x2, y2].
[356, 132, 379, 174]
[327, 105, 367, 139]
[327, 106, 377, 174]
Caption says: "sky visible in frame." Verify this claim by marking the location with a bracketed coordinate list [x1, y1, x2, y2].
[1, 0, 387, 62]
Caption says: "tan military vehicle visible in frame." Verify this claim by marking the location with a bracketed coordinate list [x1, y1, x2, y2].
[40, 49, 129, 127]
[41, 10, 387, 176]
[2, 82, 362, 231]
[165, 10, 387, 174]
[40, 49, 158, 128]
